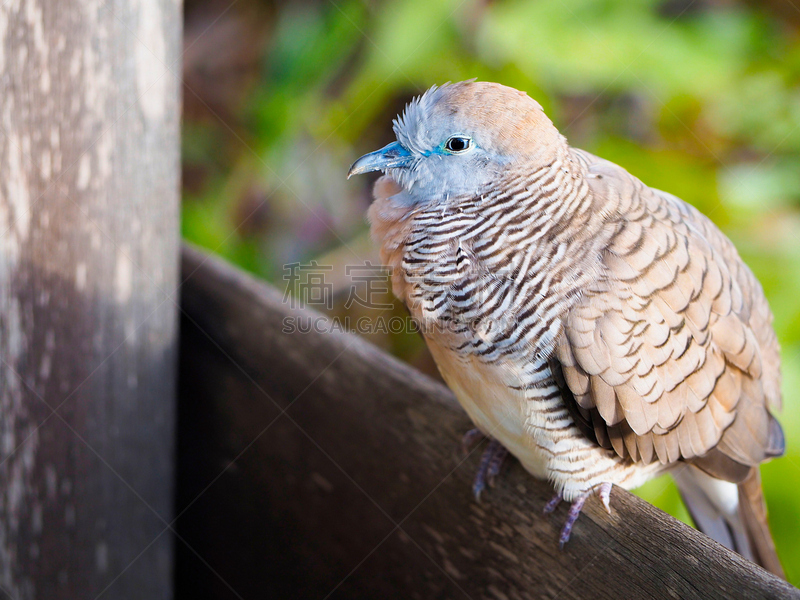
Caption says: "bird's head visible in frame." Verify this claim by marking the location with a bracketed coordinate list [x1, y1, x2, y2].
[348, 81, 565, 205]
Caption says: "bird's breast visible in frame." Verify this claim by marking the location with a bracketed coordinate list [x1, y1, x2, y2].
[425, 336, 551, 479]
[366, 177, 598, 480]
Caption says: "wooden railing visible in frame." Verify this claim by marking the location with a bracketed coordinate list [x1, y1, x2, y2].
[176, 244, 799, 600]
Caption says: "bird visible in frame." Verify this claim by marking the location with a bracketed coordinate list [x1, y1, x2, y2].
[347, 81, 785, 577]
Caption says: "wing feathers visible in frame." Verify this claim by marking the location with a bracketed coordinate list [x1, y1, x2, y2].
[555, 151, 782, 480]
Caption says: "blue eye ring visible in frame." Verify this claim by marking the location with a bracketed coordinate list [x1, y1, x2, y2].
[444, 135, 472, 154]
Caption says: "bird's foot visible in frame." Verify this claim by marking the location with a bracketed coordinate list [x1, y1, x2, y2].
[473, 440, 509, 501]
[461, 428, 486, 456]
[558, 494, 588, 548]
[545, 482, 614, 548]
[462, 430, 509, 501]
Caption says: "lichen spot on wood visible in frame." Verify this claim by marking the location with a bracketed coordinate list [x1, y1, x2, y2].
[135, 0, 167, 122]
[115, 248, 133, 303]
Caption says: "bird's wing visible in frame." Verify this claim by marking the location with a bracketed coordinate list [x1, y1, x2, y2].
[555, 150, 783, 482]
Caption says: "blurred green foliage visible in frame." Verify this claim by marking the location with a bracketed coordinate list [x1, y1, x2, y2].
[182, 0, 800, 582]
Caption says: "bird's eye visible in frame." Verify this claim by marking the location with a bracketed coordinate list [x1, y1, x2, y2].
[444, 136, 471, 153]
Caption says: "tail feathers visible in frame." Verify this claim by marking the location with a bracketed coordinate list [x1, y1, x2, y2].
[673, 466, 785, 579]
[738, 468, 785, 578]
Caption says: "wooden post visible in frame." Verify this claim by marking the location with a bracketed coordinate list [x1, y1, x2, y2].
[0, 1, 181, 598]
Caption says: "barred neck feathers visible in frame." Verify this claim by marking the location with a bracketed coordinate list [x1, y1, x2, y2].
[478, 145, 597, 241]
[360, 81, 612, 309]
[369, 148, 602, 320]
[406, 145, 599, 260]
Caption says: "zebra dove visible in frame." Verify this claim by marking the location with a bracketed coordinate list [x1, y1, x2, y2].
[348, 81, 785, 576]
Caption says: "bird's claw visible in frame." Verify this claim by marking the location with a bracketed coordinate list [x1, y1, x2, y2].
[546, 482, 614, 547]
[597, 481, 612, 514]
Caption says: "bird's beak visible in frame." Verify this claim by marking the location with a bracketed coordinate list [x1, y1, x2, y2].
[347, 141, 412, 179]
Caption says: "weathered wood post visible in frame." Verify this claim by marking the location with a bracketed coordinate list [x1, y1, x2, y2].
[0, 1, 181, 598]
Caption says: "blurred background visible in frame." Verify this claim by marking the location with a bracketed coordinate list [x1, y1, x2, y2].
[181, 0, 800, 582]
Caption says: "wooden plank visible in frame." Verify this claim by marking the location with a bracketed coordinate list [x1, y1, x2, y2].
[0, 2, 181, 598]
[177, 244, 799, 600]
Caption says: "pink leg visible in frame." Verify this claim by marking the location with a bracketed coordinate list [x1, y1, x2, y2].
[559, 493, 588, 548]
[471, 439, 510, 501]
[461, 428, 485, 456]
[486, 445, 508, 487]
[543, 492, 563, 514]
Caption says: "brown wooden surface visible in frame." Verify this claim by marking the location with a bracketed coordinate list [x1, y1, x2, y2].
[177, 243, 799, 600]
[0, 3, 181, 598]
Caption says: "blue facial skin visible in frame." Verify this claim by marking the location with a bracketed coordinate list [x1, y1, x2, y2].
[348, 133, 512, 207]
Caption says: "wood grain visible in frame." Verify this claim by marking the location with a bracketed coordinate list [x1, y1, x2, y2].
[0, 3, 181, 597]
[177, 244, 799, 600]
